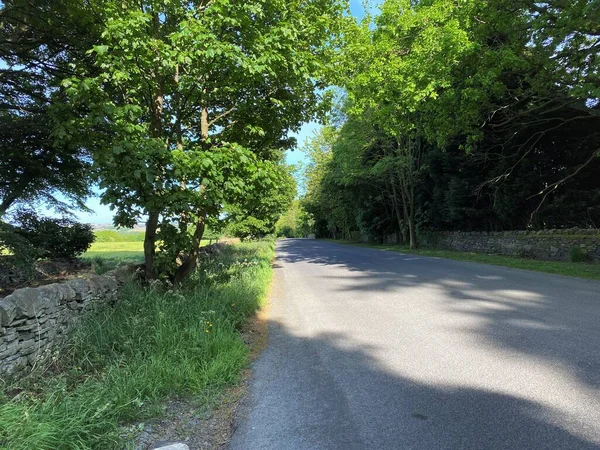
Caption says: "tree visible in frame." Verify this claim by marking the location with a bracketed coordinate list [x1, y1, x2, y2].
[340, 0, 478, 247]
[226, 162, 296, 240]
[65, 0, 346, 281]
[0, 0, 98, 216]
[306, 0, 600, 242]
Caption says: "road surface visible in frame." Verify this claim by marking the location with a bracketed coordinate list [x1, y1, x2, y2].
[230, 239, 600, 450]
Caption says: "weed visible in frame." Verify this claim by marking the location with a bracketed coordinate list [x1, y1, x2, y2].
[569, 247, 593, 263]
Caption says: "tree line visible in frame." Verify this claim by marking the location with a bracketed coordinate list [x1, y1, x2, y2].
[301, 0, 600, 248]
[1, 0, 598, 276]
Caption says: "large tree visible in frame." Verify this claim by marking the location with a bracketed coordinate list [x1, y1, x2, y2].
[0, 0, 99, 216]
[65, 0, 345, 280]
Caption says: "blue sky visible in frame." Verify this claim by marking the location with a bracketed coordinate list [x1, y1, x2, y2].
[45, 0, 382, 224]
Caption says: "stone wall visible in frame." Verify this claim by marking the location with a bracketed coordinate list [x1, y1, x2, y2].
[418, 228, 600, 261]
[0, 265, 137, 379]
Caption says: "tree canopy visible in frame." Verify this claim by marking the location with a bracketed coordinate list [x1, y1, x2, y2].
[60, 0, 346, 280]
[0, 0, 99, 216]
[304, 0, 600, 246]
[1, 0, 598, 279]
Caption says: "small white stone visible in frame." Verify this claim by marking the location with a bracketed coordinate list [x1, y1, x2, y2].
[151, 444, 190, 450]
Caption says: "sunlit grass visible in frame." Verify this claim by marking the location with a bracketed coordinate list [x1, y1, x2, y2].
[83, 241, 145, 260]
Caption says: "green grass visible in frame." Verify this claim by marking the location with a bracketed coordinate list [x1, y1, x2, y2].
[93, 230, 146, 243]
[82, 240, 219, 275]
[84, 241, 145, 260]
[325, 239, 600, 280]
[0, 241, 275, 449]
[82, 242, 145, 274]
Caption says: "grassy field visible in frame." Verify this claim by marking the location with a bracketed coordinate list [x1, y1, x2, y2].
[0, 241, 275, 449]
[84, 233, 216, 260]
[84, 241, 145, 260]
[325, 239, 600, 280]
[83, 234, 216, 274]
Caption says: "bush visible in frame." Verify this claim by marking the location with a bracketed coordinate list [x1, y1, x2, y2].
[227, 216, 274, 241]
[13, 211, 95, 259]
[277, 225, 295, 238]
[569, 246, 593, 263]
[0, 222, 40, 284]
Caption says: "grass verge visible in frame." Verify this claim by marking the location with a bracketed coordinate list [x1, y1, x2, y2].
[0, 240, 275, 449]
[325, 239, 600, 280]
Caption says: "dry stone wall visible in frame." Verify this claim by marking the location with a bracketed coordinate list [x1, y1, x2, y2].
[418, 228, 600, 261]
[0, 265, 137, 379]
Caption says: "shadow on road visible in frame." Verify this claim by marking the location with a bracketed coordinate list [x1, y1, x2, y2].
[275, 239, 600, 392]
[233, 316, 600, 449]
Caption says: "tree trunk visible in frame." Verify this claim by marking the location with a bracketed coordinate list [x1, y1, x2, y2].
[173, 104, 211, 284]
[144, 211, 159, 279]
[174, 215, 206, 284]
[144, 13, 164, 280]
[408, 214, 418, 249]
[389, 177, 405, 245]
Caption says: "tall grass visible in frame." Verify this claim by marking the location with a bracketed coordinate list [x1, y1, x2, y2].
[0, 241, 275, 450]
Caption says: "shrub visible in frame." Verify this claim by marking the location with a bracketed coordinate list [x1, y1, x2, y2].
[13, 211, 95, 259]
[277, 225, 295, 238]
[516, 248, 535, 259]
[226, 216, 274, 241]
[0, 222, 40, 284]
[569, 246, 593, 263]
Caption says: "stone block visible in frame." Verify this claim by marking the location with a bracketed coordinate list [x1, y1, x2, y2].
[20, 343, 39, 356]
[65, 277, 91, 301]
[0, 298, 17, 326]
[0, 342, 19, 359]
[10, 288, 45, 319]
[2, 330, 18, 342]
[150, 443, 190, 450]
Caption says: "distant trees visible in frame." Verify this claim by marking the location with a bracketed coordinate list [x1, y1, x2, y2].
[276, 200, 313, 238]
[305, 0, 600, 243]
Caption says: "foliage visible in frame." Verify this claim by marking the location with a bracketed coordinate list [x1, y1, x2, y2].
[0, 241, 275, 450]
[61, 0, 345, 282]
[226, 163, 296, 240]
[13, 211, 95, 259]
[276, 200, 313, 238]
[569, 247, 593, 263]
[305, 0, 600, 245]
[0, 222, 39, 283]
[0, 0, 97, 217]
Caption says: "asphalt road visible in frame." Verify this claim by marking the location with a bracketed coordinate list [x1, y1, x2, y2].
[230, 239, 600, 450]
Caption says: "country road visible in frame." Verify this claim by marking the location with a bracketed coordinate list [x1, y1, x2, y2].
[230, 239, 600, 450]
